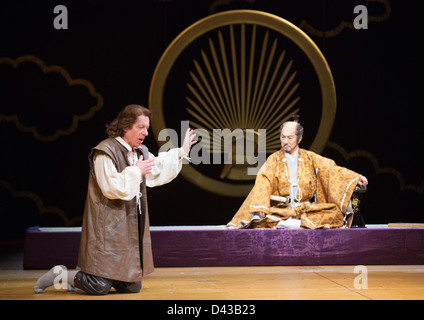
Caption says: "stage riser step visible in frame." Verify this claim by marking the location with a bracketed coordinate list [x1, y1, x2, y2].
[23, 226, 424, 269]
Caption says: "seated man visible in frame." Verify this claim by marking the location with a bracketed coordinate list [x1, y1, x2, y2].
[227, 116, 368, 229]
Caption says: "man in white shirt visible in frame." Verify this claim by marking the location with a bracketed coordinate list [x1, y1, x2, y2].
[34, 104, 196, 295]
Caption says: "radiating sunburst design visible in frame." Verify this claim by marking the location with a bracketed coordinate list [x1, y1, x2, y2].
[185, 24, 301, 155]
[150, 10, 337, 196]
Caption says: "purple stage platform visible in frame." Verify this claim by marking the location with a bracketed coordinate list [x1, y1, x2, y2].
[23, 225, 424, 269]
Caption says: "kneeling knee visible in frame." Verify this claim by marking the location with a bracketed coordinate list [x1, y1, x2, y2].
[74, 271, 113, 295]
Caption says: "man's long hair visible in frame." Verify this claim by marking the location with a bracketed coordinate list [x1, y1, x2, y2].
[106, 104, 152, 137]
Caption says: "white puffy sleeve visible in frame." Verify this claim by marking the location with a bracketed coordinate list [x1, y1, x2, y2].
[146, 148, 187, 187]
[93, 153, 142, 200]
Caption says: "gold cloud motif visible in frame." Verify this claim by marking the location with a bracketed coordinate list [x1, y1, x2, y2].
[299, 0, 391, 37]
[327, 141, 423, 194]
[0, 179, 81, 226]
[208, 0, 391, 38]
[0, 55, 104, 142]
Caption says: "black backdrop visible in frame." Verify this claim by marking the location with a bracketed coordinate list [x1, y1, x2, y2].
[1, 0, 423, 239]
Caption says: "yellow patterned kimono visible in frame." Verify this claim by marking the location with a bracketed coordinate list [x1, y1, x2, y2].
[227, 148, 361, 229]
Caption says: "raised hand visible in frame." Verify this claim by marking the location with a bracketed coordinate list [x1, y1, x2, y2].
[182, 128, 197, 154]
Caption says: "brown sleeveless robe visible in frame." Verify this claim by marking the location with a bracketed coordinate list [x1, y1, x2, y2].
[77, 138, 154, 282]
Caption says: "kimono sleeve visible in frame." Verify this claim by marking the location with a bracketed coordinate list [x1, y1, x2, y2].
[311, 151, 360, 214]
[246, 153, 279, 214]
